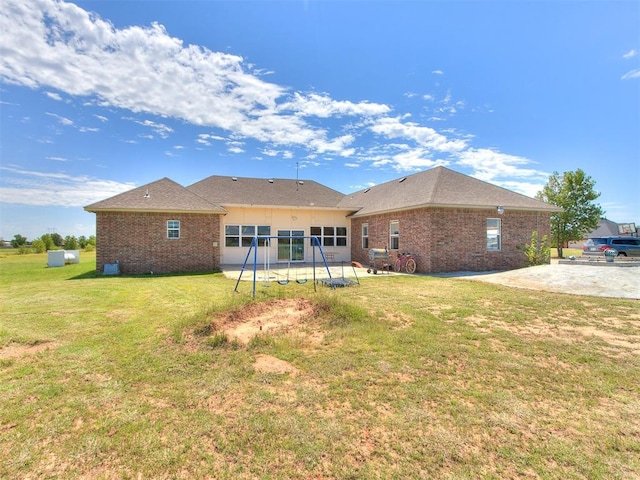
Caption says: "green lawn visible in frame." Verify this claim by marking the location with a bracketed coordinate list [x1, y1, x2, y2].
[1, 251, 638, 479]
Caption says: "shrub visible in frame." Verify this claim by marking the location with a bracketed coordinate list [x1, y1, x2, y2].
[31, 239, 46, 254]
[518, 231, 550, 266]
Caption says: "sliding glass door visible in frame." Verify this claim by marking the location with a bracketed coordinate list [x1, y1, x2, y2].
[277, 230, 305, 262]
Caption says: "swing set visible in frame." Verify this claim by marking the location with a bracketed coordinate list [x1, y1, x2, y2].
[233, 235, 358, 297]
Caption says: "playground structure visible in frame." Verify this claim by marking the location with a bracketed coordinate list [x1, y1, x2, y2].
[234, 235, 359, 297]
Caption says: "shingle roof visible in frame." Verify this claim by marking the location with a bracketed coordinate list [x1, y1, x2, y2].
[187, 175, 350, 210]
[338, 166, 561, 216]
[588, 218, 621, 237]
[85, 167, 561, 216]
[84, 178, 226, 213]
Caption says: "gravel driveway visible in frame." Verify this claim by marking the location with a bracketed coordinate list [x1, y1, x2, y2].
[440, 263, 640, 299]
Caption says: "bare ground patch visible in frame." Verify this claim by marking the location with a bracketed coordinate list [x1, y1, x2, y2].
[217, 298, 323, 345]
[0, 340, 59, 360]
[253, 354, 299, 375]
[467, 315, 640, 356]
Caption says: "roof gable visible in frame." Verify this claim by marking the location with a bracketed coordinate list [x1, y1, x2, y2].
[84, 178, 226, 213]
[187, 175, 348, 209]
[339, 166, 561, 216]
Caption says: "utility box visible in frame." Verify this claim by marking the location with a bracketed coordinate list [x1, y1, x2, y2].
[47, 250, 81, 267]
[47, 250, 65, 267]
[64, 250, 80, 264]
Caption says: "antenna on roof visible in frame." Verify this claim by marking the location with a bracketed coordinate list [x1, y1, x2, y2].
[296, 162, 299, 191]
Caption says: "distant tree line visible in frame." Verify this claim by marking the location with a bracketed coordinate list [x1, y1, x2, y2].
[8, 233, 96, 254]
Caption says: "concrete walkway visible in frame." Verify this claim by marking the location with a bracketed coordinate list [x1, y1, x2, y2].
[436, 262, 640, 300]
[224, 260, 640, 300]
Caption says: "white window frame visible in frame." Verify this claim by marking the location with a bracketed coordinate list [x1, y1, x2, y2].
[310, 226, 348, 247]
[487, 218, 502, 251]
[362, 223, 369, 249]
[225, 224, 271, 247]
[389, 220, 399, 250]
[167, 220, 180, 239]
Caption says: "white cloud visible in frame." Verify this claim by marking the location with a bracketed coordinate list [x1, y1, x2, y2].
[196, 133, 222, 146]
[93, 114, 108, 122]
[455, 148, 549, 188]
[46, 156, 68, 162]
[45, 91, 62, 101]
[0, 166, 136, 206]
[0, 0, 386, 157]
[372, 148, 449, 172]
[45, 112, 73, 126]
[623, 49, 637, 59]
[622, 68, 640, 80]
[261, 149, 279, 157]
[127, 118, 173, 138]
[432, 70, 444, 75]
[369, 116, 467, 153]
[491, 180, 544, 198]
[280, 92, 390, 118]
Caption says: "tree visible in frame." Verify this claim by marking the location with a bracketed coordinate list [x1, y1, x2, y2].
[11, 234, 28, 248]
[536, 169, 604, 258]
[40, 234, 55, 251]
[31, 239, 46, 254]
[64, 235, 79, 250]
[51, 232, 64, 247]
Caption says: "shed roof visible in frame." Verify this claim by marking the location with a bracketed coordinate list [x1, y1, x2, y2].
[84, 177, 226, 214]
[187, 175, 350, 210]
[339, 166, 561, 216]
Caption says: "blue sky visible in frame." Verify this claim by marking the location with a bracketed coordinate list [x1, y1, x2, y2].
[1, 0, 639, 241]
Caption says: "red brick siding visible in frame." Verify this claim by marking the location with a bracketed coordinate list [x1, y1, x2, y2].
[95, 212, 221, 274]
[350, 208, 551, 273]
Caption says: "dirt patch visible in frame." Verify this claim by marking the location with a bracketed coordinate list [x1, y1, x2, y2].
[0, 341, 59, 360]
[467, 316, 640, 356]
[218, 298, 321, 345]
[253, 354, 299, 375]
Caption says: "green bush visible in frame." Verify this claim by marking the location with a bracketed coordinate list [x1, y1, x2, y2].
[31, 239, 46, 254]
[518, 231, 550, 266]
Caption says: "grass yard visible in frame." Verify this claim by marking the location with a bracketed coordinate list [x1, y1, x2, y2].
[1, 252, 638, 479]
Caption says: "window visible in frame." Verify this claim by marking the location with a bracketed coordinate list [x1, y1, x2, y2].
[167, 220, 180, 239]
[389, 220, 399, 250]
[310, 226, 348, 247]
[487, 218, 501, 251]
[362, 223, 369, 249]
[225, 225, 271, 247]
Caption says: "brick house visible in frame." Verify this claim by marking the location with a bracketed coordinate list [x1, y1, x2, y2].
[85, 166, 560, 274]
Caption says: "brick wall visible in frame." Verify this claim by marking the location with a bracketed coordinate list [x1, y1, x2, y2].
[350, 208, 552, 273]
[95, 212, 221, 274]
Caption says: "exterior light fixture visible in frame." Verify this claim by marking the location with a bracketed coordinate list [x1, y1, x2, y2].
[497, 206, 504, 215]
